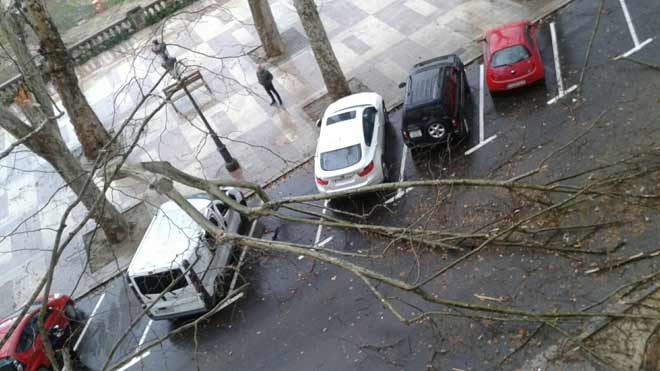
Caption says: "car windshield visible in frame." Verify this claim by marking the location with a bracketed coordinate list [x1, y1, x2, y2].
[134, 269, 188, 295]
[491, 45, 531, 67]
[326, 111, 356, 125]
[320, 144, 362, 171]
[0, 358, 19, 371]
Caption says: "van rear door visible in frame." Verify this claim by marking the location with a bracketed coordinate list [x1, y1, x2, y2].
[131, 268, 205, 318]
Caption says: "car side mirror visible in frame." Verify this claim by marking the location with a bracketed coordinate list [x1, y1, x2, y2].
[316, 119, 322, 128]
[398, 82, 406, 89]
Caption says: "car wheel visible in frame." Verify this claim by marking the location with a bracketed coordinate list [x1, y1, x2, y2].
[427, 122, 447, 139]
[381, 156, 389, 183]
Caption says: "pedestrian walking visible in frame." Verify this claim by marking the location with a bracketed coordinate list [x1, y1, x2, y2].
[256, 64, 283, 106]
[152, 40, 177, 76]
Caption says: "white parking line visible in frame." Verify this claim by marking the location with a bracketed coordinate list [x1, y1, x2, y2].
[313, 199, 329, 245]
[116, 351, 152, 371]
[615, 0, 653, 59]
[137, 320, 153, 348]
[547, 22, 578, 105]
[466, 64, 497, 155]
[73, 292, 106, 352]
[398, 144, 407, 182]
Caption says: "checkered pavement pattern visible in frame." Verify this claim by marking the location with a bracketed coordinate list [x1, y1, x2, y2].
[0, 0, 541, 312]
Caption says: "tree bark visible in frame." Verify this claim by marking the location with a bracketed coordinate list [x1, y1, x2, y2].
[248, 0, 284, 58]
[0, 108, 129, 243]
[293, 0, 350, 100]
[20, 0, 112, 161]
[0, 6, 128, 243]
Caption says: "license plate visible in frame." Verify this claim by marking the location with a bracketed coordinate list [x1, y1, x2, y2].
[507, 80, 526, 89]
[409, 130, 422, 138]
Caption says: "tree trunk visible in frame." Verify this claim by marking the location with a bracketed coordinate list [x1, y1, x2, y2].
[248, 0, 284, 58]
[0, 7, 128, 243]
[0, 107, 129, 243]
[293, 0, 350, 100]
[20, 0, 112, 161]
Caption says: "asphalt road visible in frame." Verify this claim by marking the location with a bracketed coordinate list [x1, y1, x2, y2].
[73, 0, 660, 370]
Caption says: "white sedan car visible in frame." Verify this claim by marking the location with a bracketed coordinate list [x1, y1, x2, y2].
[314, 92, 388, 194]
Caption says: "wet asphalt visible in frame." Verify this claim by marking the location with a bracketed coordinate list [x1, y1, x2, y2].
[73, 0, 660, 370]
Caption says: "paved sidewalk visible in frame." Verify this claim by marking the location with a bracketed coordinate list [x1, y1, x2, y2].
[0, 0, 566, 313]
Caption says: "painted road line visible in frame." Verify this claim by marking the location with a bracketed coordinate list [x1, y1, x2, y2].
[116, 351, 152, 371]
[315, 236, 333, 248]
[384, 187, 413, 205]
[137, 320, 153, 348]
[73, 292, 106, 352]
[466, 64, 496, 155]
[398, 144, 407, 182]
[616, 0, 654, 60]
[547, 22, 578, 105]
[313, 199, 329, 245]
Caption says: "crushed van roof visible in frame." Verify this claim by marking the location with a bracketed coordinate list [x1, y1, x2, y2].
[127, 197, 211, 277]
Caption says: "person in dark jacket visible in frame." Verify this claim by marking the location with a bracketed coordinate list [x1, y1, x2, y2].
[256, 64, 283, 106]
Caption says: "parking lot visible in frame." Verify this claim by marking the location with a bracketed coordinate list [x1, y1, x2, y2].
[69, 0, 660, 369]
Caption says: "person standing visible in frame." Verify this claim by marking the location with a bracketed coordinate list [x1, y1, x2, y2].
[256, 64, 283, 106]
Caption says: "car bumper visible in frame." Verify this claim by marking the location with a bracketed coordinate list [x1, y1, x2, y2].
[148, 306, 208, 321]
[316, 169, 384, 194]
[487, 70, 544, 92]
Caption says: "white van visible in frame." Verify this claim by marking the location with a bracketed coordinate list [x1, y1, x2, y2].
[127, 188, 246, 320]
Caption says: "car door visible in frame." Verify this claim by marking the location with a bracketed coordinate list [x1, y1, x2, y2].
[15, 311, 47, 368]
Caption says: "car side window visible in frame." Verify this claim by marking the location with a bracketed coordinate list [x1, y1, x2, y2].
[362, 107, 377, 146]
[524, 24, 535, 47]
[16, 310, 51, 353]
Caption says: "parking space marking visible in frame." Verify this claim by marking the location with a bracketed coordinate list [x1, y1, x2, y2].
[615, 0, 653, 59]
[314, 199, 330, 245]
[385, 143, 413, 204]
[138, 320, 153, 348]
[315, 236, 333, 248]
[547, 22, 578, 105]
[73, 292, 106, 352]
[116, 351, 152, 371]
[466, 64, 497, 155]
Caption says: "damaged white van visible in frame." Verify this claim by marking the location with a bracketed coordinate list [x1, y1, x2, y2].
[127, 188, 247, 320]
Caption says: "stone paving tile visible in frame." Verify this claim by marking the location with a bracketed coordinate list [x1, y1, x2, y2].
[374, 0, 429, 37]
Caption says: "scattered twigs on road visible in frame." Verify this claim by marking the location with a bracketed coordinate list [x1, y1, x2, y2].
[585, 249, 660, 274]
[578, 0, 605, 87]
[618, 57, 660, 71]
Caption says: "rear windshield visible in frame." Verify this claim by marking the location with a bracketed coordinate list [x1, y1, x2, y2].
[134, 269, 187, 295]
[320, 144, 361, 171]
[491, 45, 531, 67]
[326, 111, 356, 125]
[0, 359, 19, 371]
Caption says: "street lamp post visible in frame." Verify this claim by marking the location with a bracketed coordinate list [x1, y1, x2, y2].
[179, 76, 240, 173]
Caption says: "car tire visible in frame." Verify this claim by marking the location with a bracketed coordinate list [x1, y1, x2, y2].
[427, 122, 448, 140]
[239, 198, 250, 228]
[381, 156, 389, 183]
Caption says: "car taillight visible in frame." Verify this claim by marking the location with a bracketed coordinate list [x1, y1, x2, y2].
[358, 161, 374, 177]
[316, 177, 329, 186]
[451, 118, 458, 128]
[402, 131, 409, 141]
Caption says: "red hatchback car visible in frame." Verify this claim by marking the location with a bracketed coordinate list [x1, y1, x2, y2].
[483, 20, 544, 92]
[0, 295, 79, 371]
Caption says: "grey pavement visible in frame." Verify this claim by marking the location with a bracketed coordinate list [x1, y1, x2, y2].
[0, 0, 562, 314]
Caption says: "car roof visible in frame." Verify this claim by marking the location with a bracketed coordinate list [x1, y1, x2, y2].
[127, 197, 212, 277]
[318, 93, 381, 153]
[486, 20, 530, 51]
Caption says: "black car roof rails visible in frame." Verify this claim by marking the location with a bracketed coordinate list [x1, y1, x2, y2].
[413, 54, 457, 69]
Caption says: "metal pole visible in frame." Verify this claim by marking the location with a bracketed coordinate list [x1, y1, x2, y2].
[181, 82, 240, 172]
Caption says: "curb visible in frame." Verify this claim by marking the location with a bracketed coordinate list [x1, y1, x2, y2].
[73, 0, 576, 302]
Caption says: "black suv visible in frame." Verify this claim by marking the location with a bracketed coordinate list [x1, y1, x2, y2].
[400, 54, 471, 148]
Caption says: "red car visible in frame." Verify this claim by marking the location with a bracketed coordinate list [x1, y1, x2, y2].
[483, 20, 544, 92]
[0, 295, 80, 371]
